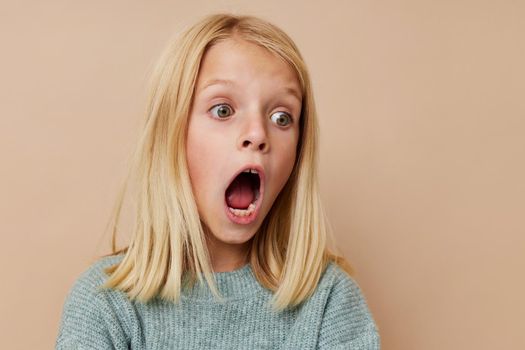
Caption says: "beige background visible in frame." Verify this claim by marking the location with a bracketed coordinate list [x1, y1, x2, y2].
[1, 0, 524, 349]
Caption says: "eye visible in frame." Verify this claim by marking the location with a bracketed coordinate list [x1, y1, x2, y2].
[209, 104, 233, 119]
[270, 112, 293, 127]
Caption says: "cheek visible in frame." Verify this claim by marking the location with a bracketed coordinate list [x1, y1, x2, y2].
[272, 134, 299, 193]
[186, 119, 226, 195]
[284, 129, 300, 169]
[186, 121, 211, 197]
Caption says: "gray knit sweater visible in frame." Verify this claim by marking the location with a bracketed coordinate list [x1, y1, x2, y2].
[56, 254, 380, 349]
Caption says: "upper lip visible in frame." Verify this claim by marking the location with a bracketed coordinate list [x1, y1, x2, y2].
[225, 163, 265, 193]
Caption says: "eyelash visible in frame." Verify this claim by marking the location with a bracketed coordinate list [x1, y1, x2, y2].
[208, 103, 294, 126]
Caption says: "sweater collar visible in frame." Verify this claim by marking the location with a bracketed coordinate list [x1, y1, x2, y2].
[181, 263, 268, 301]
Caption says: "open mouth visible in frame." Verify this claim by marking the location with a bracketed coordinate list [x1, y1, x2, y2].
[224, 166, 264, 223]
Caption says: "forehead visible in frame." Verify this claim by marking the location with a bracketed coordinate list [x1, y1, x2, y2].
[195, 38, 302, 98]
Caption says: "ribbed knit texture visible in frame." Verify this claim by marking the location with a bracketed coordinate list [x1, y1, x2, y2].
[56, 254, 380, 349]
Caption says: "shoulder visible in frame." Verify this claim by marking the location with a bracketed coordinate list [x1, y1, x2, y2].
[56, 254, 130, 349]
[63, 254, 126, 307]
[73, 254, 125, 290]
[316, 261, 381, 349]
[321, 262, 373, 306]
[316, 261, 370, 305]
[61, 253, 129, 317]
[318, 260, 360, 291]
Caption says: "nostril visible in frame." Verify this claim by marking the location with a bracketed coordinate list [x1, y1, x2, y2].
[241, 140, 267, 151]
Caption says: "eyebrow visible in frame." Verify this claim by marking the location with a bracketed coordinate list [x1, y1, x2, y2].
[199, 78, 302, 103]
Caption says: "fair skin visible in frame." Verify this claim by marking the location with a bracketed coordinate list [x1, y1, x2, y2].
[186, 37, 302, 272]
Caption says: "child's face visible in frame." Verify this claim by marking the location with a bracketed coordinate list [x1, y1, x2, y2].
[186, 38, 301, 255]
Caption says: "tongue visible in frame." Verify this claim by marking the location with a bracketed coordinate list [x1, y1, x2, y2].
[226, 175, 255, 209]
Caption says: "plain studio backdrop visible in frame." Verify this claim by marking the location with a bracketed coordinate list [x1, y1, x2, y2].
[1, 1, 524, 349]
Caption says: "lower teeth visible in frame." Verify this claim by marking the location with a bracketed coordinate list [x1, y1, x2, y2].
[228, 202, 256, 217]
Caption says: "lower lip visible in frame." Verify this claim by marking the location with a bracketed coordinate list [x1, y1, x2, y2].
[224, 196, 263, 225]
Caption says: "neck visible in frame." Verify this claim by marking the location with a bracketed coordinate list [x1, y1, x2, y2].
[204, 228, 252, 273]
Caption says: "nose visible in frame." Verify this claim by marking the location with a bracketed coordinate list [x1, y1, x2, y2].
[238, 113, 269, 153]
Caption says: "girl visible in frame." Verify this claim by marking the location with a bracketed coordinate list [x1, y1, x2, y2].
[56, 13, 380, 349]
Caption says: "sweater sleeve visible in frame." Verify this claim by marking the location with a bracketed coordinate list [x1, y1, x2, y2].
[316, 269, 380, 349]
[55, 265, 129, 350]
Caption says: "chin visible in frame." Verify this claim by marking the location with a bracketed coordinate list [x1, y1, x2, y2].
[217, 227, 257, 244]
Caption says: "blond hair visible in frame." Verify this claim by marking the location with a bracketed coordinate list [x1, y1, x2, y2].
[100, 13, 353, 312]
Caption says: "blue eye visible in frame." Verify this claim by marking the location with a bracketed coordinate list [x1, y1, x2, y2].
[270, 112, 292, 126]
[209, 104, 233, 119]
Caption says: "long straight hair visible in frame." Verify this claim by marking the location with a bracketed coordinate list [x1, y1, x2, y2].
[100, 13, 353, 312]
